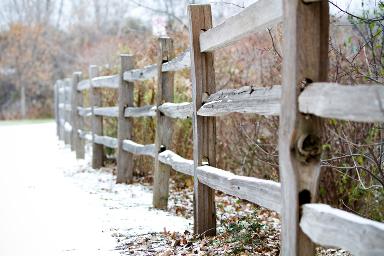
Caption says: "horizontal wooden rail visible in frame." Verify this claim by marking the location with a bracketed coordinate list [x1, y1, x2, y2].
[300, 204, 384, 256]
[158, 102, 192, 119]
[124, 64, 157, 82]
[299, 83, 384, 122]
[158, 150, 194, 176]
[64, 122, 72, 132]
[78, 129, 92, 141]
[162, 50, 191, 72]
[92, 74, 119, 89]
[196, 165, 281, 213]
[78, 107, 92, 117]
[199, 0, 282, 52]
[124, 105, 156, 117]
[122, 139, 156, 157]
[94, 107, 119, 117]
[198, 85, 281, 116]
[94, 135, 118, 149]
[77, 79, 90, 91]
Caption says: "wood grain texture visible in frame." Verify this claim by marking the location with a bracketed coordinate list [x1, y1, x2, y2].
[153, 37, 175, 209]
[199, 0, 282, 52]
[299, 83, 384, 122]
[158, 150, 194, 176]
[94, 106, 119, 117]
[198, 85, 281, 117]
[158, 102, 192, 119]
[279, 0, 329, 255]
[71, 72, 85, 159]
[89, 65, 104, 169]
[162, 50, 190, 72]
[188, 4, 217, 236]
[197, 166, 281, 213]
[94, 135, 118, 149]
[117, 54, 135, 184]
[122, 139, 156, 157]
[124, 105, 156, 117]
[123, 64, 157, 82]
[92, 74, 119, 89]
[300, 204, 384, 256]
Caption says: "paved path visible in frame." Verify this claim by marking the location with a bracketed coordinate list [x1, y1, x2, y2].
[0, 122, 190, 256]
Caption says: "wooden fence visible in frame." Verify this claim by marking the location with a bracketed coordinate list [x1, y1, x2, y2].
[54, 1, 384, 255]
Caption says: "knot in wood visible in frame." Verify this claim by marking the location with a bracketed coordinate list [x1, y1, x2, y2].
[296, 133, 321, 162]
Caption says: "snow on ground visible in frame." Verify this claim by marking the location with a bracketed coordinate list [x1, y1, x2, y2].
[0, 121, 191, 256]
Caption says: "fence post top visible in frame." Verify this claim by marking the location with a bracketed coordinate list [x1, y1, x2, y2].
[120, 53, 133, 58]
[72, 71, 82, 76]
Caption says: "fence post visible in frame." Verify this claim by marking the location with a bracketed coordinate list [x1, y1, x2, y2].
[54, 81, 59, 137]
[58, 80, 64, 141]
[116, 55, 135, 184]
[64, 79, 71, 145]
[71, 71, 85, 159]
[89, 65, 104, 168]
[188, 4, 217, 236]
[279, 0, 329, 255]
[153, 37, 174, 209]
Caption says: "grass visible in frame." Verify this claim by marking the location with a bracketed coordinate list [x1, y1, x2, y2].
[0, 119, 53, 126]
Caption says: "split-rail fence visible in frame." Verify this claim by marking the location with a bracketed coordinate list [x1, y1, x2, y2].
[54, 1, 384, 255]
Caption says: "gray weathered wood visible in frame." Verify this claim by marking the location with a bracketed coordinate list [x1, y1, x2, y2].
[94, 135, 118, 149]
[158, 150, 194, 176]
[122, 139, 156, 157]
[78, 107, 92, 117]
[64, 121, 72, 133]
[162, 50, 190, 72]
[124, 105, 156, 117]
[197, 166, 281, 213]
[158, 102, 192, 119]
[71, 72, 85, 159]
[94, 106, 119, 117]
[123, 64, 157, 82]
[199, 0, 282, 52]
[188, 4, 217, 236]
[299, 83, 384, 123]
[78, 129, 92, 141]
[77, 79, 90, 91]
[153, 37, 175, 209]
[89, 65, 104, 168]
[64, 79, 72, 145]
[198, 85, 281, 117]
[92, 74, 120, 89]
[300, 204, 384, 256]
[279, 0, 329, 255]
[54, 81, 60, 137]
[117, 54, 135, 184]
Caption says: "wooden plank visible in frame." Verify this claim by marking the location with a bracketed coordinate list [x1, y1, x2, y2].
[71, 72, 85, 159]
[123, 64, 157, 82]
[64, 79, 72, 146]
[78, 107, 92, 117]
[197, 166, 281, 213]
[299, 83, 384, 122]
[279, 0, 329, 255]
[162, 50, 190, 72]
[54, 81, 60, 137]
[198, 85, 281, 117]
[124, 105, 156, 117]
[188, 4, 217, 236]
[94, 106, 119, 117]
[158, 102, 192, 119]
[122, 139, 156, 157]
[117, 54, 135, 184]
[89, 65, 104, 169]
[78, 129, 92, 141]
[153, 37, 175, 209]
[77, 79, 90, 91]
[199, 0, 282, 52]
[94, 135, 118, 149]
[158, 150, 194, 176]
[300, 204, 384, 256]
[92, 74, 119, 89]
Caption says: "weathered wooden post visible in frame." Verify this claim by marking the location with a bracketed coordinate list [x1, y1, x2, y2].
[64, 78, 71, 145]
[153, 37, 174, 209]
[71, 71, 85, 159]
[89, 65, 104, 168]
[188, 4, 217, 236]
[116, 55, 135, 184]
[54, 81, 59, 137]
[279, 0, 329, 255]
[58, 80, 65, 141]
